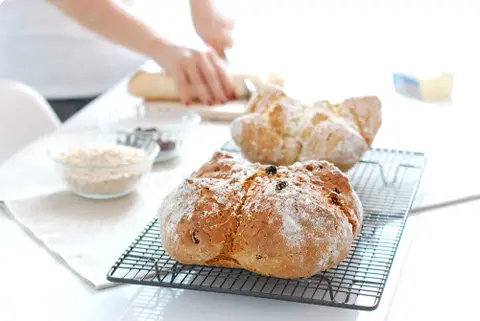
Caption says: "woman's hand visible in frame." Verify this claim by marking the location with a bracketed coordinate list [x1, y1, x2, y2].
[154, 42, 235, 106]
[190, 0, 235, 58]
[48, 0, 236, 106]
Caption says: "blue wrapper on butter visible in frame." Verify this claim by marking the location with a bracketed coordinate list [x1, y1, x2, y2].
[393, 72, 454, 101]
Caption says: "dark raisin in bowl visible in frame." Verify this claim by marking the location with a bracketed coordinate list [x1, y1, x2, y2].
[156, 139, 177, 152]
[132, 127, 178, 153]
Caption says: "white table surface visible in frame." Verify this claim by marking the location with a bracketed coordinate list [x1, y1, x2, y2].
[2, 188, 479, 321]
[1, 73, 479, 320]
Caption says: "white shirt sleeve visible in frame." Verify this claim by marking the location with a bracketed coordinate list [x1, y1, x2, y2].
[0, 0, 147, 99]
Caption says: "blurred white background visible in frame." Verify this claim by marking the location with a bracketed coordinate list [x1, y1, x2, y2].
[131, 0, 476, 102]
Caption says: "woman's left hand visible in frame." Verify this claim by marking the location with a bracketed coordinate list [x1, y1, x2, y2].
[190, 0, 235, 58]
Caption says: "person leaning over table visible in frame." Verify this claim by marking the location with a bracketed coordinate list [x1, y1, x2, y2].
[0, 0, 236, 122]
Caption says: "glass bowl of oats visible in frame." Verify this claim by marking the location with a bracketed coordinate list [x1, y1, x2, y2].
[47, 130, 159, 199]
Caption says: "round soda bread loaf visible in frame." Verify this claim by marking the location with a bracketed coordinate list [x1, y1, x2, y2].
[157, 151, 363, 279]
[230, 84, 382, 171]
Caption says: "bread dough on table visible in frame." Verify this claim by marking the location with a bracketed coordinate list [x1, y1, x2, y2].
[128, 70, 285, 101]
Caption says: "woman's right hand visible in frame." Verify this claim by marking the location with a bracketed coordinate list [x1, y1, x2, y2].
[153, 42, 235, 106]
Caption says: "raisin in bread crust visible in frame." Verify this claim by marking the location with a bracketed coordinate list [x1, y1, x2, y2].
[158, 151, 363, 279]
[230, 85, 382, 171]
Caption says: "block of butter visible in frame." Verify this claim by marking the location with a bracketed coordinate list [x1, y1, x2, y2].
[393, 72, 454, 101]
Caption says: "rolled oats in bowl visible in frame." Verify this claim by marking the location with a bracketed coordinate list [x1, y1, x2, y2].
[47, 130, 159, 199]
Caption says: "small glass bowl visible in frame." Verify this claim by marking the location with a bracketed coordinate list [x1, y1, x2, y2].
[46, 130, 159, 200]
[99, 104, 201, 163]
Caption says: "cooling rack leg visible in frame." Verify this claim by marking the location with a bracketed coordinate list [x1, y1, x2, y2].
[326, 277, 335, 301]
[166, 262, 181, 283]
[148, 258, 162, 282]
[359, 160, 420, 186]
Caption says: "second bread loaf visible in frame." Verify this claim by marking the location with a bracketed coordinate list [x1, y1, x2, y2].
[230, 85, 382, 171]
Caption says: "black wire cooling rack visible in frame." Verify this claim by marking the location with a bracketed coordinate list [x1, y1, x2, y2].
[107, 141, 426, 311]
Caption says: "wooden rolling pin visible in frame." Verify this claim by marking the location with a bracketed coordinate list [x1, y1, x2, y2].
[127, 70, 284, 101]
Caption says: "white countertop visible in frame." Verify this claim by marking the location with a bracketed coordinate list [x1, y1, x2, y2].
[2, 195, 478, 321]
[1, 75, 479, 320]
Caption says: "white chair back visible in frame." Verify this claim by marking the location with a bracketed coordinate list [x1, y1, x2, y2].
[0, 80, 60, 165]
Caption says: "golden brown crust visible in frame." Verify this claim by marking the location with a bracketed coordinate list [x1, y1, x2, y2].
[339, 96, 383, 146]
[245, 83, 288, 113]
[230, 85, 382, 171]
[158, 151, 363, 279]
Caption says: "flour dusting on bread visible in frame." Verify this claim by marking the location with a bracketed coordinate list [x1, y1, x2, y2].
[157, 179, 197, 247]
[158, 151, 363, 278]
[231, 84, 382, 171]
